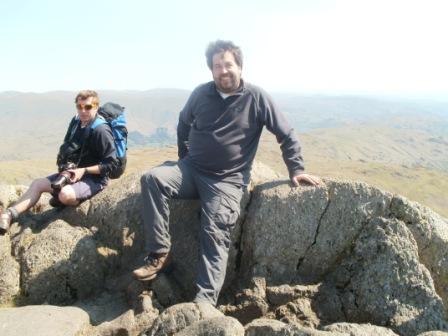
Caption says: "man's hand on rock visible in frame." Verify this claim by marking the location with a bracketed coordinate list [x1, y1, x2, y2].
[291, 173, 321, 187]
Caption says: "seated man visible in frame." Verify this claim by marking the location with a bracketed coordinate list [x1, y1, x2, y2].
[132, 40, 320, 306]
[0, 90, 118, 235]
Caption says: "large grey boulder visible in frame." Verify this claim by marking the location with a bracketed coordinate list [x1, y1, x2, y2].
[0, 305, 89, 336]
[240, 181, 329, 284]
[297, 180, 392, 280]
[322, 322, 399, 335]
[145, 302, 224, 336]
[245, 319, 295, 336]
[245, 318, 347, 335]
[315, 217, 448, 335]
[81, 172, 143, 272]
[237, 178, 448, 334]
[390, 196, 448, 307]
[18, 219, 104, 304]
[1, 163, 448, 335]
[240, 180, 392, 285]
[75, 291, 159, 336]
[175, 316, 244, 335]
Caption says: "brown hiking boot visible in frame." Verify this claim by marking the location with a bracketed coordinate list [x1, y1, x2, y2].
[0, 211, 11, 235]
[132, 252, 171, 281]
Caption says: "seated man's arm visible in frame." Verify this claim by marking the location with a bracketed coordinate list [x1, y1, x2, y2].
[177, 117, 190, 159]
[68, 165, 101, 182]
[87, 124, 118, 178]
[177, 86, 201, 159]
[259, 90, 320, 186]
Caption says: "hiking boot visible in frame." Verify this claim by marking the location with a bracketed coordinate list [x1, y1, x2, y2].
[132, 252, 171, 281]
[0, 211, 11, 235]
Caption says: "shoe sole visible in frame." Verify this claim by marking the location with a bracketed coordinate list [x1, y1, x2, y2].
[134, 273, 157, 281]
[133, 263, 173, 282]
[0, 222, 9, 235]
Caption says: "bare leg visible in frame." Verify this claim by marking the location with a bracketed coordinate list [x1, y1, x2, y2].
[1, 177, 79, 235]
[11, 177, 53, 214]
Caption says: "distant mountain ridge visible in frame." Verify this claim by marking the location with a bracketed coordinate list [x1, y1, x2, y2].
[275, 93, 448, 133]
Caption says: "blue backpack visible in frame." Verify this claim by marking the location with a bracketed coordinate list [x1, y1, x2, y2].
[91, 102, 128, 179]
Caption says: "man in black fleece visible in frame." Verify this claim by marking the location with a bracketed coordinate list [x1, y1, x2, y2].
[0, 90, 118, 235]
[133, 40, 320, 305]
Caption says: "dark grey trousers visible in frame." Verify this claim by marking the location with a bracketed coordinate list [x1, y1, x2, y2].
[140, 160, 243, 305]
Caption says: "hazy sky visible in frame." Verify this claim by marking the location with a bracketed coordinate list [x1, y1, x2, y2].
[1, 0, 447, 97]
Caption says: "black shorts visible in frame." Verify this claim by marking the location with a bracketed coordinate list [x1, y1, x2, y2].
[47, 173, 108, 202]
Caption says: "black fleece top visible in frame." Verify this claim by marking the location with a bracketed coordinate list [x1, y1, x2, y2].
[177, 80, 305, 185]
[59, 116, 117, 181]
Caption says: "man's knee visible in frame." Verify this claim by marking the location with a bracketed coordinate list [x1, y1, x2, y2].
[141, 169, 162, 190]
[58, 186, 78, 205]
[140, 171, 152, 187]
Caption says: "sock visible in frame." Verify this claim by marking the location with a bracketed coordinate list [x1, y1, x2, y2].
[7, 207, 18, 223]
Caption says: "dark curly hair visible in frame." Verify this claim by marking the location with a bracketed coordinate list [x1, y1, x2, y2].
[205, 40, 243, 70]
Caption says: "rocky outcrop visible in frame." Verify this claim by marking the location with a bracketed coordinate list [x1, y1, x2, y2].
[245, 318, 348, 335]
[75, 291, 159, 336]
[315, 217, 446, 335]
[322, 322, 400, 335]
[19, 220, 104, 304]
[0, 305, 90, 336]
[174, 316, 245, 336]
[0, 162, 448, 335]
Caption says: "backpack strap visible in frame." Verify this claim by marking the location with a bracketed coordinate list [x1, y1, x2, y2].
[90, 115, 107, 130]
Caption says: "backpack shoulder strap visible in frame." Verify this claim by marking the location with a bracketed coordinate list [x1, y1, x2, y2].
[90, 115, 107, 130]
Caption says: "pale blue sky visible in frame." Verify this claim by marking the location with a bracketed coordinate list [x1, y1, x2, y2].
[1, 0, 447, 97]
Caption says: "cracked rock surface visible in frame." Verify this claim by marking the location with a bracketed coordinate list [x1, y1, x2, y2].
[0, 162, 448, 335]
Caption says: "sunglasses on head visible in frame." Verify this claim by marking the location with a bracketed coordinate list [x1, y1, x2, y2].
[76, 103, 98, 111]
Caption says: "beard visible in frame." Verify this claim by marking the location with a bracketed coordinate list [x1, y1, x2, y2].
[215, 73, 240, 93]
